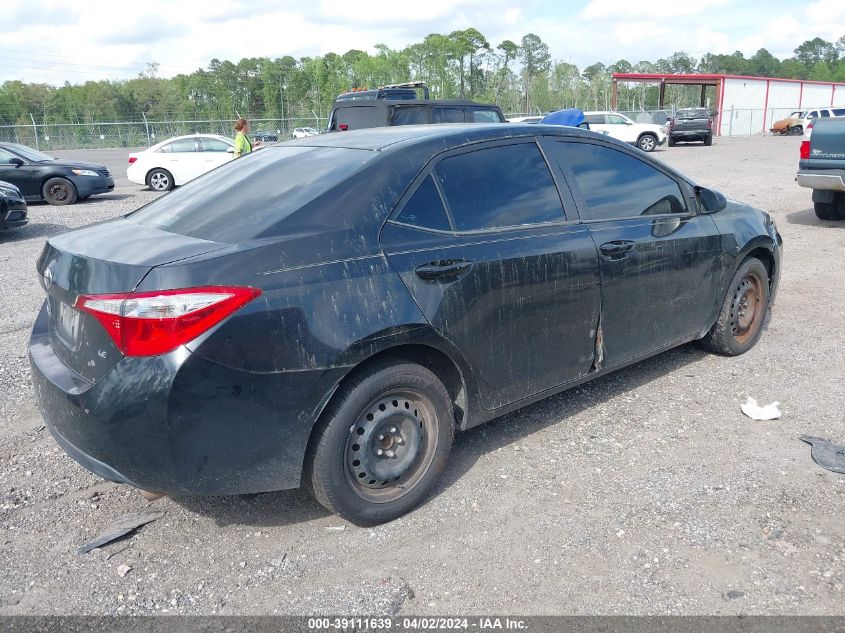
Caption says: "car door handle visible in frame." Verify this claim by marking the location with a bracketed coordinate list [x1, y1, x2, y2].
[414, 260, 473, 283]
[599, 240, 636, 260]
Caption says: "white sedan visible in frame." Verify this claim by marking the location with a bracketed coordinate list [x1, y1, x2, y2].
[291, 127, 319, 139]
[127, 134, 235, 191]
[583, 111, 667, 152]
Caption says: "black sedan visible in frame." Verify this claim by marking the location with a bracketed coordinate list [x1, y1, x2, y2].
[29, 124, 782, 525]
[0, 142, 114, 205]
[0, 179, 27, 230]
[252, 130, 279, 142]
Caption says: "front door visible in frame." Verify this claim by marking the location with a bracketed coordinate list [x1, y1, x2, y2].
[547, 139, 723, 367]
[0, 148, 38, 198]
[381, 140, 601, 410]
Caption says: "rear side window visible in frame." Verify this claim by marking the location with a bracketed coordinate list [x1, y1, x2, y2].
[392, 107, 429, 125]
[128, 146, 374, 243]
[161, 138, 197, 153]
[395, 176, 451, 231]
[551, 142, 687, 221]
[820, 110, 831, 118]
[434, 142, 565, 232]
[833, 108, 845, 116]
[434, 108, 464, 123]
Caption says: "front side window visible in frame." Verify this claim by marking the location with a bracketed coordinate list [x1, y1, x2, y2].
[552, 142, 687, 221]
[0, 149, 17, 164]
[471, 109, 503, 123]
[200, 137, 231, 152]
[394, 175, 451, 231]
[434, 142, 565, 232]
[607, 114, 628, 125]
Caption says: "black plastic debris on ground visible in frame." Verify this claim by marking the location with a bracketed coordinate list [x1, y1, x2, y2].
[77, 511, 165, 554]
[800, 436, 845, 475]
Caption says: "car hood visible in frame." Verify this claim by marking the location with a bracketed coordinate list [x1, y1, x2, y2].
[41, 159, 109, 170]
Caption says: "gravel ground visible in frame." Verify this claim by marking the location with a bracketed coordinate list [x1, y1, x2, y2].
[1, 136, 843, 615]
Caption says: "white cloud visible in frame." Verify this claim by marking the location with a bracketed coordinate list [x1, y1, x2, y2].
[580, 0, 730, 19]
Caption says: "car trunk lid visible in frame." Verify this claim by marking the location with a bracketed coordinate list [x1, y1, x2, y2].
[36, 218, 227, 382]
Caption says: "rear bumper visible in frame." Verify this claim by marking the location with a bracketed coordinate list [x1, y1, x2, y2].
[796, 171, 845, 192]
[71, 175, 115, 197]
[29, 302, 343, 495]
[670, 130, 711, 139]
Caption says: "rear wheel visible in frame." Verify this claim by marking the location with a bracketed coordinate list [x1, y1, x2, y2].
[305, 361, 454, 526]
[788, 125, 803, 136]
[704, 134, 713, 146]
[637, 134, 657, 152]
[147, 168, 174, 192]
[42, 177, 78, 205]
[700, 258, 769, 356]
[667, 136, 676, 147]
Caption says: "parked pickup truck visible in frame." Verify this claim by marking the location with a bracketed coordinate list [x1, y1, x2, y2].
[667, 108, 714, 146]
[797, 117, 845, 220]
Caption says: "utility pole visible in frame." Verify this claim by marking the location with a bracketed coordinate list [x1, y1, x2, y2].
[29, 113, 39, 150]
[142, 112, 151, 147]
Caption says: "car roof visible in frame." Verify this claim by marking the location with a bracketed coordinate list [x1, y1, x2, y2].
[288, 123, 598, 152]
[150, 133, 232, 148]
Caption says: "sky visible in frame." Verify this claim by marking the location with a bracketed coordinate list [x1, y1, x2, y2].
[2, 0, 844, 85]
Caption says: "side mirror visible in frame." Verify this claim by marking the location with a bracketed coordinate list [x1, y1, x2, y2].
[10, 157, 24, 166]
[695, 186, 727, 214]
[226, 147, 234, 153]
[625, 121, 633, 125]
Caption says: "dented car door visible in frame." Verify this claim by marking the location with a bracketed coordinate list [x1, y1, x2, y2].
[547, 138, 723, 367]
[381, 140, 601, 411]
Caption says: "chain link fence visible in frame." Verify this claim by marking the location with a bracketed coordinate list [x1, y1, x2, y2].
[0, 107, 795, 150]
[0, 116, 326, 151]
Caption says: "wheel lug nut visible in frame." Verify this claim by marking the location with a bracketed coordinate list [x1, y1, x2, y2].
[386, 450, 395, 458]
[378, 434, 385, 441]
[389, 427, 397, 433]
[376, 449, 384, 456]
[396, 437, 404, 444]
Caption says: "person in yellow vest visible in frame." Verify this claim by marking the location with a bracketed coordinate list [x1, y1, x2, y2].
[233, 118, 260, 158]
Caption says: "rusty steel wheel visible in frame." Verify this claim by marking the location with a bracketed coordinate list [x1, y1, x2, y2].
[701, 257, 770, 356]
[305, 361, 454, 525]
[729, 273, 765, 345]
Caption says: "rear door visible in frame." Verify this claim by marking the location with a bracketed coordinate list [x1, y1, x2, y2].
[546, 138, 723, 367]
[381, 139, 600, 410]
[157, 138, 202, 184]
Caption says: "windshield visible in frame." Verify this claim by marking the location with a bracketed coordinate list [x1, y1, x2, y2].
[791, 111, 806, 118]
[9, 144, 55, 162]
[128, 145, 376, 243]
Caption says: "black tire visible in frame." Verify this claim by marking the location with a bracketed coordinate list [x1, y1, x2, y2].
[704, 134, 713, 146]
[147, 168, 174, 192]
[788, 125, 803, 136]
[667, 136, 676, 147]
[637, 133, 657, 152]
[42, 177, 78, 205]
[700, 258, 770, 356]
[305, 360, 454, 526]
[814, 201, 838, 220]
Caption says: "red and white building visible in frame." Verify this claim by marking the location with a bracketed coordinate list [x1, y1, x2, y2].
[611, 73, 845, 136]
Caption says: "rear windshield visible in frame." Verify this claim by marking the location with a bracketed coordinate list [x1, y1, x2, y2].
[127, 145, 374, 243]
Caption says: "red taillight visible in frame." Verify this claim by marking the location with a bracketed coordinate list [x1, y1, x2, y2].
[707, 117, 712, 129]
[128, 156, 137, 164]
[77, 286, 261, 357]
[339, 124, 349, 131]
[800, 140, 810, 159]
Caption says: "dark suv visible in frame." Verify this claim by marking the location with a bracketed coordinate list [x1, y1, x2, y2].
[335, 81, 430, 102]
[329, 99, 505, 132]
